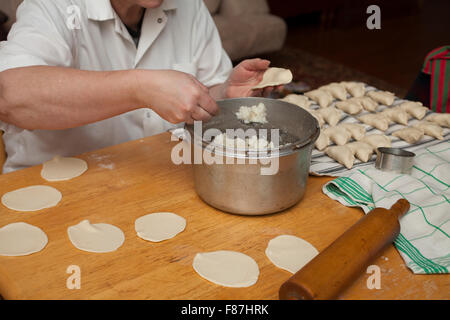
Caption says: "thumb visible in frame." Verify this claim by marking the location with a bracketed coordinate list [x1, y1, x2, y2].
[241, 58, 271, 71]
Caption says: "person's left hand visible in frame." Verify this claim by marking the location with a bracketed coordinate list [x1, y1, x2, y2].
[223, 58, 281, 98]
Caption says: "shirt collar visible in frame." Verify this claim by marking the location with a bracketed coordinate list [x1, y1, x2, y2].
[86, 0, 177, 21]
[86, 0, 115, 21]
[161, 0, 177, 11]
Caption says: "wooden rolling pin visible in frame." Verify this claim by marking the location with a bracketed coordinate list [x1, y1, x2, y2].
[279, 199, 410, 300]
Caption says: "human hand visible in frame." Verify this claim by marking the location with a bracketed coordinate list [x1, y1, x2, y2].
[136, 70, 218, 124]
[223, 58, 281, 98]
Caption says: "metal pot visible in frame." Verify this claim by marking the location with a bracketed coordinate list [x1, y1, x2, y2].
[186, 97, 320, 215]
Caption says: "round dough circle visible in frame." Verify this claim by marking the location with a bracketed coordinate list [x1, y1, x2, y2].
[67, 220, 125, 253]
[1, 185, 62, 212]
[135, 212, 186, 242]
[193, 250, 259, 288]
[41, 156, 88, 181]
[265, 235, 318, 274]
[0, 222, 48, 256]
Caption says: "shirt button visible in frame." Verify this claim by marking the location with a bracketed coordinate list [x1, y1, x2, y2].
[157, 17, 163, 23]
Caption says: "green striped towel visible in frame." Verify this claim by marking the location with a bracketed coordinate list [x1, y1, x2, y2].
[323, 141, 450, 274]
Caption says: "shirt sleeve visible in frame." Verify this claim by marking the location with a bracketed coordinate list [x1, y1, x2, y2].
[191, 0, 232, 88]
[0, 0, 75, 72]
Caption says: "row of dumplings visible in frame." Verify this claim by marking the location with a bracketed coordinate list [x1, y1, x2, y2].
[317, 113, 449, 169]
[279, 82, 449, 169]
[315, 122, 391, 169]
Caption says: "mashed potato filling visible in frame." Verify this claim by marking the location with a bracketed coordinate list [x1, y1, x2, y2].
[235, 103, 268, 124]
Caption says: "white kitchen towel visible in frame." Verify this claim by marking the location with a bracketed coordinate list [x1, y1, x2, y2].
[322, 141, 450, 274]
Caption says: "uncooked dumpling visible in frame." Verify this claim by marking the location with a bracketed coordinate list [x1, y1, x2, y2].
[335, 100, 363, 114]
[135, 212, 186, 242]
[346, 141, 374, 162]
[0, 222, 48, 256]
[280, 94, 312, 110]
[361, 134, 391, 151]
[265, 235, 319, 274]
[380, 107, 410, 125]
[315, 131, 331, 151]
[413, 121, 444, 140]
[358, 114, 390, 131]
[193, 250, 259, 288]
[67, 220, 125, 253]
[426, 113, 450, 128]
[253, 67, 293, 89]
[324, 126, 351, 145]
[367, 90, 395, 106]
[350, 96, 379, 112]
[41, 156, 88, 181]
[309, 110, 325, 127]
[339, 123, 366, 140]
[398, 101, 428, 120]
[320, 83, 347, 101]
[392, 127, 424, 144]
[325, 146, 355, 169]
[305, 89, 334, 108]
[2, 185, 62, 212]
[341, 81, 366, 98]
[316, 107, 343, 126]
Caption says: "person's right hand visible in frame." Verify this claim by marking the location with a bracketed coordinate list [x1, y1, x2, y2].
[135, 70, 219, 124]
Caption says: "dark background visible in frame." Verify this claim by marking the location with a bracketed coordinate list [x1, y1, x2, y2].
[1, 0, 449, 96]
[265, 0, 450, 95]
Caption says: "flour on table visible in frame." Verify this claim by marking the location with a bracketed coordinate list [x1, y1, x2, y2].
[88, 154, 112, 161]
[67, 220, 125, 253]
[265, 235, 319, 273]
[41, 156, 88, 181]
[1, 185, 62, 212]
[98, 162, 115, 170]
[135, 212, 186, 242]
[0, 222, 48, 256]
[193, 250, 259, 287]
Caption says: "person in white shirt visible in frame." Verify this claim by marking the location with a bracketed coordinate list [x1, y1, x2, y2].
[0, 0, 277, 173]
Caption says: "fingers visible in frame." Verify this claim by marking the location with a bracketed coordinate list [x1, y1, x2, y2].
[250, 88, 264, 97]
[197, 88, 219, 116]
[263, 86, 274, 97]
[191, 105, 213, 122]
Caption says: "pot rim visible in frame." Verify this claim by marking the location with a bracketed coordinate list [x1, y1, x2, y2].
[186, 97, 321, 159]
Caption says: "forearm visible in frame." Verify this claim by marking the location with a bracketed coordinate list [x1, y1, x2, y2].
[0, 66, 142, 130]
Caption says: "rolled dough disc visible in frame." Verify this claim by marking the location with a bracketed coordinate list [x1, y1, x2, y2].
[193, 250, 259, 288]
[135, 212, 186, 242]
[0, 222, 48, 256]
[265, 235, 318, 273]
[41, 156, 88, 181]
[67, 220, 125, 253]
[252, 67, 293, 89]
[1, 185, 62, 212]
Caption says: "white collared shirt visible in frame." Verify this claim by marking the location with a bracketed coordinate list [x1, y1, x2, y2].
[0, 0, 232, 173]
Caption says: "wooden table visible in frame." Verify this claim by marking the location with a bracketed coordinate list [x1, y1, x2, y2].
[0, 133, 448, 300]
